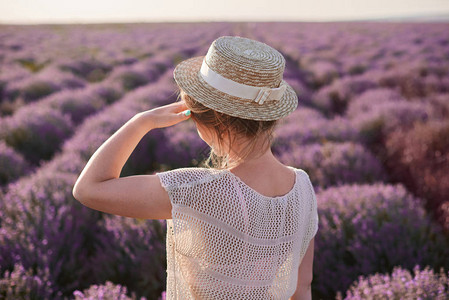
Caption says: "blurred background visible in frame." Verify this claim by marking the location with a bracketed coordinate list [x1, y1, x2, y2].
[1, 0, 449, 23]
[0, 0, 448, 299]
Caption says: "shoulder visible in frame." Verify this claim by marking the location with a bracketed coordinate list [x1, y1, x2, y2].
[287, 166, 310, 181]
[155, 167, 225, 192]
[288, 166, 316, 198]
[289, 166, 312, 182]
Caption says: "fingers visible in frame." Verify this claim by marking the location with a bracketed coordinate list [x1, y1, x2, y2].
[165, 101, 186, 108]
[179, 109, 191, 119]
[170, 101, 188, 113]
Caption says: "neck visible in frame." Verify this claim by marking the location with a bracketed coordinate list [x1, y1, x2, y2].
[226, 135, 275, 170]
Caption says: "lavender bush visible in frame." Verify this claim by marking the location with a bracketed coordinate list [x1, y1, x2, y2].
[61, 78, 173, 171]
[62, 100, 137, 162]
[88, 216, 166, 299]
[303, 59, 340, 88]
[4, 78, 61, 104]
[107, 56, 170, 92]
[36, 65, 87, 90]
[348, 96, 432, 147]
[272, 108, 359, 155]
[377, 61, 449, 98]
[45, 89, 107, 126]
[337, 265, 449, 300]
[0, 263, 55, 299]
[120, 129, 167, 176]
[313, 182, 449, 299]
[345, 87, 405, 118]
[1, 80, 122, 134]
[384, 119, 449, 231]
[424, 92, 449, 120]
[115, 69, 152, 91]
[0, 170, 105, 298]
[312, 73, 378, 115]
[154, 119, 209, 169]
[0, 106, 74, 164]
[20, 79, 62, 103]
[73, 280, 144, 300]
[44, 83, 123, 126]
[277, 141, 388, 188]
[0, 140, 31, 185]
[38, 150, 87, 175]
[58, 58, 112, 82]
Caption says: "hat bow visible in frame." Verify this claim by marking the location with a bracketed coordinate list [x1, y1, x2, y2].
[254, 84, 287, 105]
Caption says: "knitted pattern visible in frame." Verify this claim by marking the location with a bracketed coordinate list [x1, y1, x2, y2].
[156, 166, 319, 299]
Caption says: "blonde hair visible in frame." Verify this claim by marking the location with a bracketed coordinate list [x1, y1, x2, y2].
[177, 88, 279, 170]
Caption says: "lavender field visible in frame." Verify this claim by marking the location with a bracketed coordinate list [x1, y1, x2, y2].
[0, 22, 448, 299]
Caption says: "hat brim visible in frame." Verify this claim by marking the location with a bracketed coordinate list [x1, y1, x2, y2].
[173, 56, 298, 121]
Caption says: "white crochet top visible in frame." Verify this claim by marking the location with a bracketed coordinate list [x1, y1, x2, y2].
[156, 166, 319, 300]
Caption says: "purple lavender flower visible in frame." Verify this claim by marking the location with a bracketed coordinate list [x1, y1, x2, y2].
[88, 215, 166, 299]
[0, 140, 31, 185]
[0, 263, 56, 299]
[384, 119, 449, 231]
[339, 265, 449, 299]
[346, 87, 405, 118]
[277, 141, 388, 188]
[305, 60, 340, 87]
[1, 105, 74, 164]
[272, 108, 359, 155]
[34, 64, 87, 89]
[73, 280, 145, 300]
[313, 182, 449, 298]
[58, 58, 112, 82]
[5, 78, 61, 103]
[349, 96, 433, 146]
[0, 169, 103, 297]
[154, 119, 209, 169]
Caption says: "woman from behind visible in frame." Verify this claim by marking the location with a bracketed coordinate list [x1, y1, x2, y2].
[73, 36, 319, 299]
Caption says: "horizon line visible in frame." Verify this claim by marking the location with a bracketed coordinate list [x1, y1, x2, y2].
[1, 11, 449, 26]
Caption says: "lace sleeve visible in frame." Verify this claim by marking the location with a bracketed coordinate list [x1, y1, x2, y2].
[299, 172, 319, 259]
[155, 167, 220, 206]
[155, 168, 194, 207]
[308, 179, 319, 241]
[155, 169, 179, 193]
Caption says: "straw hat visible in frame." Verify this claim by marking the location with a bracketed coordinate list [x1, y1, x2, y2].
[173, 36, 298, 121]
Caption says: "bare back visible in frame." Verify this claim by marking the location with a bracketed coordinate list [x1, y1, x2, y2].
[228, 161, 296, 199]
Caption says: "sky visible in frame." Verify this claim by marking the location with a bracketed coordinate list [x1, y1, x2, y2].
[1, 0, 449, 24]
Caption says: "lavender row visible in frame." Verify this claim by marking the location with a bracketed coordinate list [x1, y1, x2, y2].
[0, 53, 174, 169]
[0, 44, 175, 115]
[339, 265, 449, 299]
[312, 181, 449, 298]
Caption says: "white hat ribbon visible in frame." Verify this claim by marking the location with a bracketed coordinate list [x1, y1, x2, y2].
[199, 58, 287, 105]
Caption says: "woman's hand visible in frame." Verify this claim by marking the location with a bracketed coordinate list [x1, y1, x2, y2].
[136, 101, 191, 130]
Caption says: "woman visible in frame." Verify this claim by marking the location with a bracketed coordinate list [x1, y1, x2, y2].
[73, 36, 319, 300]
